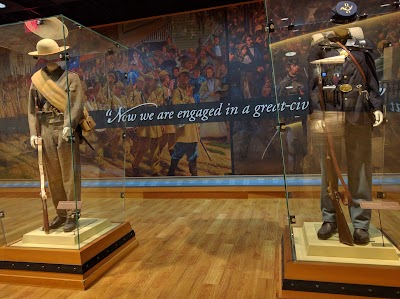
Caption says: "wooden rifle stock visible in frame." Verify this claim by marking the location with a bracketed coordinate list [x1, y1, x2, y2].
[35, 99, 50, 234]
[316, 70, 353, 245]
[326, 154, 354, 246]
[326, 128, 352, 206]
[37, 136, 50, 234]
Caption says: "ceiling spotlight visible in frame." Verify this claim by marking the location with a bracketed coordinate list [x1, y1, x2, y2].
[380, 2, 391, 7]
[280, 17, 289, 21]
[0, 3, 6, 9]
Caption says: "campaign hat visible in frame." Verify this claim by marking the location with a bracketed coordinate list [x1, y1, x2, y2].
[28, 38, 69, 56]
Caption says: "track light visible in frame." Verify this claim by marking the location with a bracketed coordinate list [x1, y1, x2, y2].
[359, 13, 368, 20]
[267, 20, 275, 33]
[59, 52, 69, 61]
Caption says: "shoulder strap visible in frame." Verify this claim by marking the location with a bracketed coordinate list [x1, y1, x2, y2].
[336, 41, 367, 85]
[31, 69, 68, 113]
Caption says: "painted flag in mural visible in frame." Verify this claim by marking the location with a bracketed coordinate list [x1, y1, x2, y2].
[66, 56, 80, 70]
[66, 48, 80, 70]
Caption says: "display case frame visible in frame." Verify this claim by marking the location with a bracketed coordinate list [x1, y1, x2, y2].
[263, 1, 400, 297]
[0, 15, 138, 289]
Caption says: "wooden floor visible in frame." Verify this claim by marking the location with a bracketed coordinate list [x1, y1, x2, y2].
[0, 194, 287, 298]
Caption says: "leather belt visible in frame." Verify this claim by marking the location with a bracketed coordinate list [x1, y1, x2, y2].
[41, 112, 64, 124]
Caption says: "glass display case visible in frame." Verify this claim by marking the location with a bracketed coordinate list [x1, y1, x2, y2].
[0, 0, 397, 294]
[262, 0, 400, 297]
[0, 15, 137, 289]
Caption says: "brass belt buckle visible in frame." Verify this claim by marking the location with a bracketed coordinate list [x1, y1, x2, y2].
[339, 84, 352, 93]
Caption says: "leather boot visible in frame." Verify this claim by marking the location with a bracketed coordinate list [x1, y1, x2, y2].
[49, 216, 66, 230]
[168, 159, 179, 176]
[353, 228, 370, 245]
[317, 222, 337, 239]
[188, 159, 198, 176]
[63, 217, 77, 233]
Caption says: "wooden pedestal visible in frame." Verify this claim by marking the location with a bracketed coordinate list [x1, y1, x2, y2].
[0, 221, 138, 289]
[279, 226, 400, 299]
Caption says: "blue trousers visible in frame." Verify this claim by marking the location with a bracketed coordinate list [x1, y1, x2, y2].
[171, 142, 198, 162]
[320, 122, 372, 230]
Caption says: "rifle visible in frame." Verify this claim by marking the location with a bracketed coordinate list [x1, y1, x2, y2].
[199, 138, 212, 161]
[316, 62, 354, 246]
[16, 81, 21, 111]
[325, 146, 354, 246]
[34, 96, 50, 234]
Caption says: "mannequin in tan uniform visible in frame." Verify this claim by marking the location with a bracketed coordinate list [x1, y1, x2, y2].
[84, 84, 106, 171]
[157, 70, 176, 156]
[168, 69, 200, 176]
[131, 76, 162, 176]
[27, 39, 84, 232]
[111, 82, 134, 163]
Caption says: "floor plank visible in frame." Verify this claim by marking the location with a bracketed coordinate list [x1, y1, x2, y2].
[0, 192, 396, 298]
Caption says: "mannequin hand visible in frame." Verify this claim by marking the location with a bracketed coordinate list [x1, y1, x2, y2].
[373, 110, 384, 127]
[62, 127, 73, 141]
[30, 135, 38, 149]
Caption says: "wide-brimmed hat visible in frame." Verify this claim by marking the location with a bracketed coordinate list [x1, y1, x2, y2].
[178, 68, 190, 77]
[158, 70, 169, 78]
[28, 38, 69, 56]
[25, 17, 69, 40]
[143, 73, 154, 80]
[114, 82, 124, 89]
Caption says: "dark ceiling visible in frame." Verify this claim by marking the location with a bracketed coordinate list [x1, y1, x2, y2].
[0, 0, 254, 27]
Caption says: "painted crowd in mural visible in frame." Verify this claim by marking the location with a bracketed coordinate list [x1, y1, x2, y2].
[0, 0, 399, 179]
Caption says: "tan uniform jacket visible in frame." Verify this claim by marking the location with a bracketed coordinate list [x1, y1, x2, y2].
[137, 89, 162, 138]
[101, 83, 114, 109]
[172, 87, 199, 143]
[199, 78, 221, 102]
[28, 69, 84, 136]
[158, 85, 176, 134]
[128, 90, 141, 107]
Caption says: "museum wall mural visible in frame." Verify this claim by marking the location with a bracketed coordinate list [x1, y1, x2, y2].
[0, 0, 398, 179]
